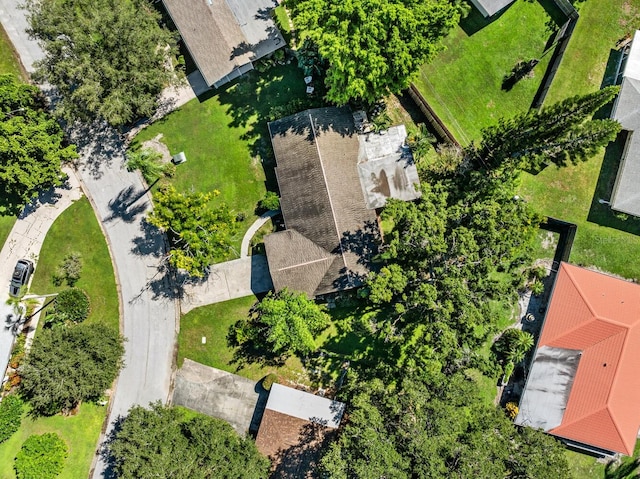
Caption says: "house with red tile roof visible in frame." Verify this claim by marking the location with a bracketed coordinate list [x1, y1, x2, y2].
[515, 262, 640, 456]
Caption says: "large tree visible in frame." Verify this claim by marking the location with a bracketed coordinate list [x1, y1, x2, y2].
[19, 323, 124, 415]
[147, 185, 237, 277]
[476, 86, 621, 171]
[320, 371, 570, 479]
[108, 403, 270, 479]
[0, 74, 76, 213]
[289, 0, 460, 105]
[25, 0, 179, 126]
[234, 289, 330, 356]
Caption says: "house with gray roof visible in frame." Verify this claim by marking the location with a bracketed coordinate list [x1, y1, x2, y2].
[264, 107, 420, 298]
[611, 30, 640, 217]
[469, 0, 515, 17]
[162, 0, 284, 89]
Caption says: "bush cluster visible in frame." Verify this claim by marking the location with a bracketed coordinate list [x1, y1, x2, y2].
[0, 395, 24, 443]
[45, 288, 90, 327]
[52, 252, 82, 287]
[14, 433, 68, 479]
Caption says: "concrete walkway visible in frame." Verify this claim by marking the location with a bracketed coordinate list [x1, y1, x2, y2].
[0, 167, 82, 384]
[240, 210, 279, 259]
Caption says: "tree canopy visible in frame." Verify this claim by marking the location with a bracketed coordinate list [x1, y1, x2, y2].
[234, 289, 330, 356]
[0, 74, 76, 213]
[26, 0, 180, 126]
[147, 185, 237, 277]
[108, 403, 270, 479]
[19, 323, 124, 415]
[289, 0, 461, 104]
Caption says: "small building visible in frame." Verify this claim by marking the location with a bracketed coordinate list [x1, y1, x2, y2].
[468, 0, 515, 17]
[264, 107, 420, 297]
[611, 30, 640, 217]
[255, 383, 345, 475]
[162, 0, 284, 89]
[515, 262, 640, 456]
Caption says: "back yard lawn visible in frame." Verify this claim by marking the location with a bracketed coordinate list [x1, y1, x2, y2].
[177, 297, 388, 389]
[520, 0, 640, 280]
[134, 63, 315, 259]
[414, 0, 559, 144]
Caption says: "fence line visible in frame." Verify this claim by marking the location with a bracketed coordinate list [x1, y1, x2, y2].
[407, 84, 461, 147]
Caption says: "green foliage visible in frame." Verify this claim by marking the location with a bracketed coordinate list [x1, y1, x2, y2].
[126, 147, 170, 184]
[477, 86, 621, 171]
[320, 370, 570, 478]
[0, 395, 23, 443]
[261, 373, 278, 391]
[258, 191, 280, 212]
[45, 288, 90, 327]
[289, 0, 460, 104]
[148, 184, 237, 277]
[109, 403, 270, 479]
[52, 251, 82, 287]
[25, 0, 180, 126]
[20, 323, 124, 415]
[365, 264, 408, 305]
[0, 74, 76, 213]
[235, 289, 330, 356]
[406, 123, 435, 161]
[14, 432, 68, 479]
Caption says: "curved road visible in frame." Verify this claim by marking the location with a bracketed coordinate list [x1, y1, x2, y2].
[0, 4, 178, 478]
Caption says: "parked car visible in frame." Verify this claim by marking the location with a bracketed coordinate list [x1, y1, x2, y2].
[9, 259, 34, 297]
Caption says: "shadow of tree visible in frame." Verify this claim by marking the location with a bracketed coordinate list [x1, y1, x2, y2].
[105, 185, 149, 223]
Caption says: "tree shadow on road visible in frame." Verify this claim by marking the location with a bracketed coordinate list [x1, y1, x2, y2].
[104, 185, 149, 223]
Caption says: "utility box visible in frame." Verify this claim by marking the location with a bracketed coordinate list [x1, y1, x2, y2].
[172, 151, 187, 164]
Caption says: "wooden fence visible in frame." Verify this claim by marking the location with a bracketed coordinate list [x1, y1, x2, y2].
[407, 84, 461, 146]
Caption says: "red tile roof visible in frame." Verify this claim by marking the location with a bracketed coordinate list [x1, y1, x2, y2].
[538, 262, 640, 455]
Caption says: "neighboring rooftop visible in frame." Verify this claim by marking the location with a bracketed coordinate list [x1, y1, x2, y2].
[162, 0, 284, 88]
[357, 125, 421, 209]
[611, 30, 640, 217]
[516, 262, 640, 455]
[255, 384, 345, 476]
[468, 0, 515, 17]
[264, 107, 381, 297]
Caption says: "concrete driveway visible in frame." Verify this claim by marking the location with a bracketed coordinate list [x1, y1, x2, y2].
[172, 359, 266, 434]
[0, 168, 82, 384]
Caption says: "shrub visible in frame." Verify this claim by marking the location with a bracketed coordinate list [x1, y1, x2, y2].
[505, 401, 519, 420]
[14, 433, 68, 479]
[52, 252, 82, 287]
[259, 191, 280, 212]
[0, 395, 24, 443]
[48, 288, 90, 326]
[262, 373, 278, 391]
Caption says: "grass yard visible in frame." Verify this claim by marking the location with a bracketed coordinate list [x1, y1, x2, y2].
[30, 196, 119, 330]
[414, 0, 559, 144]
[519, 0, 640, 279]
[134, 63, 312, 259]
[178, 297, 387, 388]
[0, 403, 106, 479]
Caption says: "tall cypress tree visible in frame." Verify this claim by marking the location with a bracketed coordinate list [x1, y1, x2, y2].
[476, 86, 621, 171]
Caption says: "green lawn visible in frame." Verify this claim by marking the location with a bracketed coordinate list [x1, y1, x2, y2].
[519, 0, 640, 280]
[178, 297, 387, 387]
[414, 0, 558, 144]
[134, 63, 312, 259]
[30, 196, 119, 329]
[0, 403, 106, 479]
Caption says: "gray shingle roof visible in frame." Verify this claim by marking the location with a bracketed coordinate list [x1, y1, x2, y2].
[611, 31, 640, 217]
[162, 0, 284, 88]
[266, 107, 380, 297]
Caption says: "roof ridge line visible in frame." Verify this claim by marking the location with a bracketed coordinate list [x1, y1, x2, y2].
[605, 404, 634, 455]
[309, 112, 348, 267]
[552, 406, 631, 453]
[564, 264, 599, 319]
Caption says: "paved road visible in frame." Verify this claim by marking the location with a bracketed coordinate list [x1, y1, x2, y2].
[70, 125, 178, 478]
[0, 5, 179, 478]
[0, 168, 82, 384]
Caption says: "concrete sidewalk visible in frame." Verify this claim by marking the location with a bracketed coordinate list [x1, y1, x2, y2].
[0, 167, 83, 384]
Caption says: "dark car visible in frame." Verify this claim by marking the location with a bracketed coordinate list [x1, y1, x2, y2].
[9, 259, 34, 297]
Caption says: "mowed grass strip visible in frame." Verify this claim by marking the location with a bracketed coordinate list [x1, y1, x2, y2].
[0, 403, 106, 479]
[415, 0, 556, 143]
[30, 196, 119, 330]
[520, 0, 640, 280]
